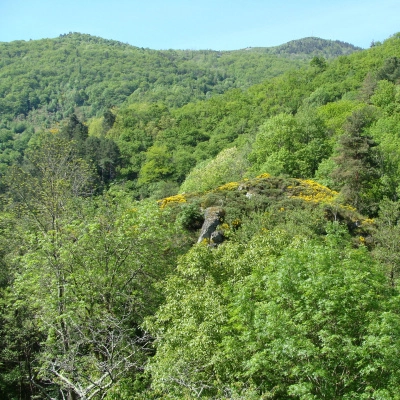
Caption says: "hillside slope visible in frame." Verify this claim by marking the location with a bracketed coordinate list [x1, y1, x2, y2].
[2, 33, 400, 400]
[0, 32, 360, 123]
[242, 36, 361, 57]
[107, 33, 400, 200]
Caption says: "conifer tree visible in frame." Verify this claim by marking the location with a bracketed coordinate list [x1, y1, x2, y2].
[332, 107, 380, 214]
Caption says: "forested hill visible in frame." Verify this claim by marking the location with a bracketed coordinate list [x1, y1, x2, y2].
[0, 32, 360, 122]
[241, 36, 361, 57]
[4, 31, 400, 399]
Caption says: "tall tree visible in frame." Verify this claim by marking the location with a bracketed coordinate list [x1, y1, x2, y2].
[2, 132, 95, 399]
[331, 107, 380, 214]
[3, 134, 184, 400]
[374, 198, 400, 286]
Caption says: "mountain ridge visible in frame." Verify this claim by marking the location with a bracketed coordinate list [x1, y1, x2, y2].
[239, 36, 362, 57]
[1, 31, 361, 55]
[0, 32, 362, 124]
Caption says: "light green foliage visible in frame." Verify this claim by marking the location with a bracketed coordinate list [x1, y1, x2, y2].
[88, 116, 105, 137]
[5, 132, 95, 230]
[144, 243, 229, 398]
[314, 157, 337, 187]
[180, 147, 248, 193]
[302, 84, 338, 107]
[3, 192, 184, 399]
[250, 113, 299, 175]
[225, 229, 391, 398]
[249, 111, 331, 178]
[316, 99, 364, 134]
[3, 30, 400, 400]
[369, 115, 400, 199]
[147, 222, 400, 398]
[139, 145, 174, 185]
[371, 80, 399, 113]
[374, 198, 400, 286]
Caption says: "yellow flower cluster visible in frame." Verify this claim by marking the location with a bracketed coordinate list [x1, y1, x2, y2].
[217, 181, 240, 191]
[361, 218, 375, 226]
[291, 179, 338, 204]
[158, 194, 187, 208]
[340, 204, 357, 212]
[256, 173, 271, 179]
[232, 218, 242, 229]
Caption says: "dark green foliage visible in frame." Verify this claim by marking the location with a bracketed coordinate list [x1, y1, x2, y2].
[377, 56, 400, 82]
[0, 123, 33, 176]
[332, 107, 381, 214]
[60, 113, 88, 145]
[102, 109, 116, 132]
[84, 135, 120, 183]
[176, 203, 204, 230]
[259, 36, 361, 58]
[310, 55, 327, 71]
[58, 113, 121, 184]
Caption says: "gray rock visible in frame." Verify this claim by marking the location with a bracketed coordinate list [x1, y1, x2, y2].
[197, 207, 225, 243]
[210, 230, 225, 244]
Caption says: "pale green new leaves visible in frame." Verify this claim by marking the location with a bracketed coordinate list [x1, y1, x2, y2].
[146, 225, 400, 399]
[8, 194, 182, 399]
[179, 147, 248, 193]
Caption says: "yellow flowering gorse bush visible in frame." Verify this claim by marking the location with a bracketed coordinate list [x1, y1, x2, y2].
[158, 194, 187, 208]
[216, 181, 240, 191]
[290, 179, 338, 204]
[256, 173, 271, 179]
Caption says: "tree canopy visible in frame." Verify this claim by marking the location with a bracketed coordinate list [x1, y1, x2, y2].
[3, 31, 400, 399]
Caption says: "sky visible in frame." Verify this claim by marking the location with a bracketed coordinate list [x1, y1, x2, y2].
[0, 0, 399, 50]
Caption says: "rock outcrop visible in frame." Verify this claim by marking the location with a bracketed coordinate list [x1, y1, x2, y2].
[197, 207, 225, 243]
[210, 230, 225, 245]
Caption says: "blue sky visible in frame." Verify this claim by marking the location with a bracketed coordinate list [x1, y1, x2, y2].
[1, 0, 399, 50]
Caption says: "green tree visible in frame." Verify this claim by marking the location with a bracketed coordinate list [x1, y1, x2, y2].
[2, 133, 95, 399]
[377, 56, 400, 82]
[60, 113, 89, 143]
[374, 198, 400, 286]
[84, 136, 120, 183]
[138, 145, 174, 186]
[180, 147, 248, 193]
[6, 132, 94, 232]
[371, 79, 398, 114]
[146, 224, 400, 398]
[3, 169, 184, 399]
[249, 112, 330, 178]
[145, 243, 228, 398]
[332, 107, 380, 213]
[310, 55, 327, 71]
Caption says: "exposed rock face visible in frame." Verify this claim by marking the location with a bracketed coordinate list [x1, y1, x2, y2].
[197, 207, 225, 243]
[210, 230, 225, 244]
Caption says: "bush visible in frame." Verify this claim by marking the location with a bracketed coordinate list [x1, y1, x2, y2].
[176, 203, 204, 230]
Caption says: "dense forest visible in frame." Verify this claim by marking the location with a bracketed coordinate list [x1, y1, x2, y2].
[1, 31, 400, 399]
